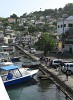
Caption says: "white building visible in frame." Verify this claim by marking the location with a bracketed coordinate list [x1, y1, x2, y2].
[8, 18, 16, 23]
[57, 16, 73, 35]
[57, 16, 73, 53]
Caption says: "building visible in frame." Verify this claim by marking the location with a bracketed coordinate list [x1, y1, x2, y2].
[8, 18, 16, 23]
[64, 34, 73, 54]
[57, 16, 73, 35]
[0, 21, 3, 29]
[4, 36, 15, 45]
[35, 20, 45, 25]
[0, 31, 4, 45]
[57, 16, 73, 53]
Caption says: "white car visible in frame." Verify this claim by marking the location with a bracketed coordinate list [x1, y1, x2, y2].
[51, 59, 63, 68]
[61, 63, 73, 74]
[29, 48, 36, 53]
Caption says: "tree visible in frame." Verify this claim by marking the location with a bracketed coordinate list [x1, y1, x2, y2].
[35, 33, 56, 56]
[2, 18, 8, 36]
[63, 3, 73, 16]
[10, 14, 18, 18]
[28, 25, 37, 33]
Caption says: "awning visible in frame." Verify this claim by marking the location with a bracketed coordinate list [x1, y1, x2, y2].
[0, 65, 20, 71]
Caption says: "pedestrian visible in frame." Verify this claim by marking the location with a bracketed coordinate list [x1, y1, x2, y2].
[44, 57, 48, 66]
[66, 65, 69, 81]
[47, 59, 51, 67]
[58, 65, 62, 75]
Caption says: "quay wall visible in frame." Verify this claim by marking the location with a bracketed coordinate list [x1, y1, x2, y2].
[40, 65, 73, 99]
[48, 70, 73, 98]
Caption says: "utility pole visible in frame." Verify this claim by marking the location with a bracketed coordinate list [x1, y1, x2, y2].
[62, 14, 67, 34]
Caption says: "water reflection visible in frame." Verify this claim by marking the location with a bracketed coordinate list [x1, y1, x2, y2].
[6, 76, 71, 100]
[37, 79, 52, 92]
[6, 79, 37, 100]
[6, 70, 71, 100]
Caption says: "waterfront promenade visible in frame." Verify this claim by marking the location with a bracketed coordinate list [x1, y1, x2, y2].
[40, 63, 73, 100]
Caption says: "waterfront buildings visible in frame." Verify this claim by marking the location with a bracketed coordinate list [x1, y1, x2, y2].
[57, 16, 73, 35]
[57, 16, 73, 54]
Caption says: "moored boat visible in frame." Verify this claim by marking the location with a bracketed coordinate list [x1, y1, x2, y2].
[20, 57, 40, 68]
[0, 65, 38, 87]
[10, 56, 21, 62]
[0, 52, 13, 67]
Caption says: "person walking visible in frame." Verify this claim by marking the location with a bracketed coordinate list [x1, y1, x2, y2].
[44, 57, 48, 66]
[47, 59, 52, 67]
[58, 64, 62, 75]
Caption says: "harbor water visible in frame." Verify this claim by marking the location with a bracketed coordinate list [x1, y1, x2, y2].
[6, 63, 70, 100]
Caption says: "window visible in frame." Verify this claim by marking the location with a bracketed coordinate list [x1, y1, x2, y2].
[58, 25, 60, 28]
[70, 65, 73, 67]
[64, 24, 66, 27]
[54, 61, 61, 63]
[68, 24, 73, 27]
[61, 25, 63, 28]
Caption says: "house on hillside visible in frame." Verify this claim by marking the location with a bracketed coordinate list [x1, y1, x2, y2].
[35, 20, 45, 25]
[64, 34, 73, 54]
[8, 18, 16, 23]
[57, 16, 73, 35]
[0, 31, 4, 45]
[0, 21, 3, 29]
[57, 16, 73, 54]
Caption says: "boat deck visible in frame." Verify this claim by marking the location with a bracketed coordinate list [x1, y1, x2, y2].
[1, 68, 38, 81]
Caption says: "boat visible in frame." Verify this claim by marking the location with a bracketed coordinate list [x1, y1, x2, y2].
[0, 58, 13, 67]
[20, 57, 40, 68]
[10, 56, 21, 62]
[0, 52, 10, 60]
[0, 52, 13, 67]
[0, 65, 38, 87]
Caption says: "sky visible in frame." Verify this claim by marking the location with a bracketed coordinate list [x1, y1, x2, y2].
[0, 0, 73, 18]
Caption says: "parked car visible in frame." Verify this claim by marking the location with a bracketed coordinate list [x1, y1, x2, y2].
[51, 59, 63, 68]
[29, 48, 36, 53]
[61, 63, 73, 74]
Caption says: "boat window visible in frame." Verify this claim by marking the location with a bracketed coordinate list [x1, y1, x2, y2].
[70, 65, 73, 67]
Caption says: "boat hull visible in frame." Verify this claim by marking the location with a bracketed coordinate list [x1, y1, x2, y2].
[4, 74, 36, 87]
[11, 57, 20, 62]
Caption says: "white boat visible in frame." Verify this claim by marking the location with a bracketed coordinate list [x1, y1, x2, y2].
[0, 65, 38, 87]
[20, 57, 40, 68]
[0, 52, 13, 67]
[0, 52, 10, 60]
[0, 59, 13, 67]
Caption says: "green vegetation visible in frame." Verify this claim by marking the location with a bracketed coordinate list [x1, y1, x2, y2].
[35, 33, 56, 56]
[32, 3, 73, 19]
[0, 3, 73, 34]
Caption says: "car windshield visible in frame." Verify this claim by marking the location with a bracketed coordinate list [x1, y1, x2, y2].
[54, 61, 61, 63]
[31, 48, 35, 50]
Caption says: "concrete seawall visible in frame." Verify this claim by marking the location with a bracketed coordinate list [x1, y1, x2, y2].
[39, 64, 73, 99]
[48, 70, 73, 99]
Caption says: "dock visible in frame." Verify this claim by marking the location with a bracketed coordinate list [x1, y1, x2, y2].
[14, 45, 40, 62]
[14, 45, 73, 99]
[0, 77, 10, 100]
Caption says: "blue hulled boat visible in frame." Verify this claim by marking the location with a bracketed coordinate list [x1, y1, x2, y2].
[0, 65, 38, 87]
